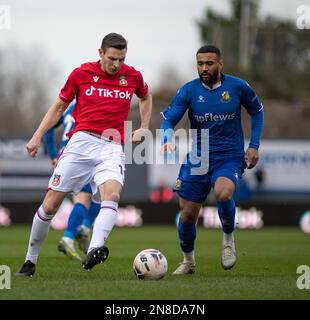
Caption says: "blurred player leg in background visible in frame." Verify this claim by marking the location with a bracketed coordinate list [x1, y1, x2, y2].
[76, 199, 100, 253]
[58, 183, 100, 259]
[57, 191, 90, 261]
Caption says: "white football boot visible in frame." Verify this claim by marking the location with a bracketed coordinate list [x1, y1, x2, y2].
[221, 233, 237, 270]
[172, 261, 196, 275]
[57, 237, 82, 261]
[76, 225, 91, 254]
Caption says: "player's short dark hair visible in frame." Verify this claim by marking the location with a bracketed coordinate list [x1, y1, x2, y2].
[196, 45, 221, 58]
[101, 33, 127, 52]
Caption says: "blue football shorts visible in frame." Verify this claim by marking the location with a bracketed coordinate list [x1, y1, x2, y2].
[174, 156, 247, 203]
[80, 183, 92, 194]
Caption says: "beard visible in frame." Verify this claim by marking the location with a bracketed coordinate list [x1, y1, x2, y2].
[200, 71, 220, 87]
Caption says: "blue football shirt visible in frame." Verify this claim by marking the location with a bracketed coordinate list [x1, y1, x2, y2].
[161, 74, 263, 161]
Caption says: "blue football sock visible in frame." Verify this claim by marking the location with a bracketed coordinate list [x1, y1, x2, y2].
[177, 215, 196, 253]
[82, 201, 100, 228]
[216, 198, 236, 234]
[64, 203, 88, 239]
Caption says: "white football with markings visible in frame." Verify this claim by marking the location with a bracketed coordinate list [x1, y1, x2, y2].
[133, 248, 168, 280]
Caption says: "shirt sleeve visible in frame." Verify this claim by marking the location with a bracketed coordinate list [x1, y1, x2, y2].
[240, 80, 264, 115]
[59, 68, 80, 103]
[134, 71, 149, 98]
[160, 86, 189, 143]
[249, 109, 264, 149]
[240, 80, 264, 149]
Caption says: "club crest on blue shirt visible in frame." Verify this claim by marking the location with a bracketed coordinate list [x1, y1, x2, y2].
[174, 179, 182, 190]
[52, 174, 61, 187]
[119, 75, 128, 86]
[221, 91, 231, 103]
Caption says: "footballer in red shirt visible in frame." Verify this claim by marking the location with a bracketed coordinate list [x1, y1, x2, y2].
[60, 60, 149, 144]
[16, 33, 152, 277]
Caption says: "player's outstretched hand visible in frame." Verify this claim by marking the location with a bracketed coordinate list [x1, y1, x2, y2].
[26, 136, 41, 157]
[160, 142, 176, 155]
[130, 128, 148, 145]
[245, 147, 259, 169]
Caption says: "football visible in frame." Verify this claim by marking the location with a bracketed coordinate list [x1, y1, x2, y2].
[133, 248, 168, 280]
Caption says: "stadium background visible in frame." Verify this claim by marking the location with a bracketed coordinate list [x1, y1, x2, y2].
[0, 0, 310, 230]
[1, 138, 310, 228]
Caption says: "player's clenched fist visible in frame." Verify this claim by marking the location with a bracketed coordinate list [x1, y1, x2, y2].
[130, 128, 148, 145]
[245, 147, 259, 169]
[26, 136, 41, 157]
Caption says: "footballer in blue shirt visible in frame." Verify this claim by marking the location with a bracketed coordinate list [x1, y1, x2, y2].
[161, 45, 264, 275]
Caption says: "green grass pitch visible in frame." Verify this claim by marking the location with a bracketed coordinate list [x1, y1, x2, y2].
[0, 225, 309, 300]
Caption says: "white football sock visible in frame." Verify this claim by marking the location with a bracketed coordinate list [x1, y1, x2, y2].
[223, 232, 234, 246]
[62, 236, 74, 247]
[25, 205, 54, 264]
[183, 250, 195, 264]
[87, 201, 118, 253]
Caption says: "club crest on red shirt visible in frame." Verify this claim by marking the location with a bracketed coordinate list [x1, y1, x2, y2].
[52, 174, 61, 186]
[119, 75, 128, 86]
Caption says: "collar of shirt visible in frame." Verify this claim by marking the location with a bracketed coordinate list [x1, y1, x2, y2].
[93, 60, 125, 77]
[201, 81, 222, 90]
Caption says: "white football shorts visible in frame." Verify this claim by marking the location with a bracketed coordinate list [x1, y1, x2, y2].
[48, 131, 125, 200]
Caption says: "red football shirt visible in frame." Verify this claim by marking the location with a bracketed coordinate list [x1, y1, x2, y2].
[59, 61, 149, 144]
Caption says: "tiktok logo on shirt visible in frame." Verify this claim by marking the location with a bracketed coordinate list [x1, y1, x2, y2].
[85, 86, 132, 99]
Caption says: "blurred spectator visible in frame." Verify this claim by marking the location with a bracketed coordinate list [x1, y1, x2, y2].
[0, 204, 11, 227]
[149, 181, 174, 204]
